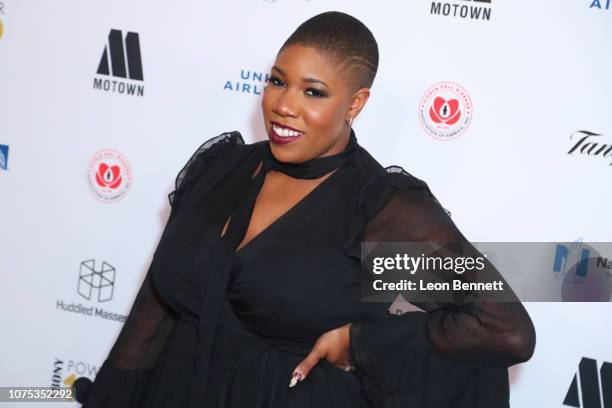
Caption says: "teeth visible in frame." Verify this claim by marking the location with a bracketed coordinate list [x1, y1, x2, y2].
[272, 124, 301, 138]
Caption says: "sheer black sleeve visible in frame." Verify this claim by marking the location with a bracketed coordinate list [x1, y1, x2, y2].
[82, 132, 243, 407]
[348, 169, 536, 407]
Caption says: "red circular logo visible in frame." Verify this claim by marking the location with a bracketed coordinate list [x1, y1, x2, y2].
[87, 149, 132, 203]
[419, 82, 473, 141]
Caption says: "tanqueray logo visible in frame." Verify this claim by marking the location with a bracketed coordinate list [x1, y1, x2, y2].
[93, 29, 144, 97]
[567, 130, 612, 167]
[563, 357, 611, 408]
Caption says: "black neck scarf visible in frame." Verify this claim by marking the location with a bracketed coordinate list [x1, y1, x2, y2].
[262, 129, 359, 179]
[188, 129, 359, 407]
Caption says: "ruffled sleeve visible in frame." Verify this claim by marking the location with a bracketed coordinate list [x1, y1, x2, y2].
[168, 131, 245, 213]
[347, 166, 536, 408]
[81, 132, 244, 407]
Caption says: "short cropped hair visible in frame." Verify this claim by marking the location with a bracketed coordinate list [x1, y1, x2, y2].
[280, 11, 379, 90]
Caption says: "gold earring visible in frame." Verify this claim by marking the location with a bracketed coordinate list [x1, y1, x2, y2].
[345, 116, 353, 127]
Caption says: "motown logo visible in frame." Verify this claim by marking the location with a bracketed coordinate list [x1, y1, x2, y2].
[93, 29, 144, 97]
[563, 357, 611, 407]
[86, 149, 132, 202]
[430, 0, 492, 21]
[77, 260, 116, 302]
[0, 144, 9, 170]
[419, 82, 472, 140]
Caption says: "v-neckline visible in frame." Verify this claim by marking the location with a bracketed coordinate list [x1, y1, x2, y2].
[233, 164, 344, 255]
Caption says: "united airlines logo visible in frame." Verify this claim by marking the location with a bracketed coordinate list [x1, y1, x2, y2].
[224, 69, 269, 96]
[589, 0, 611, 10]
[564, 357, 611, 407]
[93, 29, 144, 97]
[77, 260, 116, 302]
[0, 144, 9, 170]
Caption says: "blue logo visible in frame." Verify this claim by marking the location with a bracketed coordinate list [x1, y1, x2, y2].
[0, 144, 9, 170]
[223, 69, 268, 96]
[590, 0, 611, 9]
[553, 242, 589, 280]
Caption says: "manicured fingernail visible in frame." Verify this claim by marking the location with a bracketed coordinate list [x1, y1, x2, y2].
[289, 371, 304, 388]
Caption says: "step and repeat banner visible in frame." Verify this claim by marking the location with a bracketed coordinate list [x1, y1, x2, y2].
[0, 1, 610, 407]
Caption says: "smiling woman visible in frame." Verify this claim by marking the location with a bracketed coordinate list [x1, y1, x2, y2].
[81, 11, 535, 408]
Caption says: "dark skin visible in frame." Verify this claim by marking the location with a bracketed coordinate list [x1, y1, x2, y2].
[231, 44, 372, 386]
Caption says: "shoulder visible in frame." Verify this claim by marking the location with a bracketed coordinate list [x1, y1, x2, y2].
[168, 131, 255, 207]
[352, 145, 435, 219]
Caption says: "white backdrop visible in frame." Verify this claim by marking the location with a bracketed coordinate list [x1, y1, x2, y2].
[0, 0, 611, 407]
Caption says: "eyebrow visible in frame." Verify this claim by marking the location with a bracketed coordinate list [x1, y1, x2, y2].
[271, 66, 329, 88]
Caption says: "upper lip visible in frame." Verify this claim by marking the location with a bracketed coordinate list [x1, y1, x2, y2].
[270, 121, 304, 134]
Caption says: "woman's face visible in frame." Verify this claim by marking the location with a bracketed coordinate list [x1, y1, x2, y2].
[262, 44, 369, 163]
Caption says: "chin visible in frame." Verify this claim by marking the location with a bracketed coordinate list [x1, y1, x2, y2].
[268, 144, 304, 164]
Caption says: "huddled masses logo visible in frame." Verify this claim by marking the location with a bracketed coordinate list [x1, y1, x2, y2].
[55, 259, 127, 322]
[86, 149, 132, 202]
[563, 357, 611, 407]
[224, 69, 269, 96]
[0, 144, 9, 170]
[419, 82, 473, 140]
[77, 259, 116, 302]
[430, 0, 492, 21]
[589, 0, 611, 10]
[567, 130, 612, 167]
[93, 29, 144, 97]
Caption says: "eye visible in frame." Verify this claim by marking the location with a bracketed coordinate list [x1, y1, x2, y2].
[269, 75, 285, 88]
[305, 88, 327, 98]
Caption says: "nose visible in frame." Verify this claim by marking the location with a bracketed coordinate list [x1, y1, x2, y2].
[273, 88, 299, 118]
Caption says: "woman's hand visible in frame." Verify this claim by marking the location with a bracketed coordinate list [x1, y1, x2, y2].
[289, 322, 353, 387]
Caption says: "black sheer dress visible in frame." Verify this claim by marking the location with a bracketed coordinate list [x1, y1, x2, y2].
[81, 130, 535, 408]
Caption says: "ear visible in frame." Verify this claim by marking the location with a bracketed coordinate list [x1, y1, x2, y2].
[348, 88, 371, 120]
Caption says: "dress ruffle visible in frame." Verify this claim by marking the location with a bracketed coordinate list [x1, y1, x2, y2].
[82, 360, 153, 408]
[349, 313, 510, 408]
[341, 158, 433, 261]
[168, 131, 245, 210]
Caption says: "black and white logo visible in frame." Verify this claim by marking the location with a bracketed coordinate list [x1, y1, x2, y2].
[77, 259, 115, 302]
[564, 357, 611, 407]
[93, 29, 144, 97]
[430, 0, 492, 21]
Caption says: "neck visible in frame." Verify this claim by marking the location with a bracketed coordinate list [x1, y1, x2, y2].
[262, 129, 358, 180]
